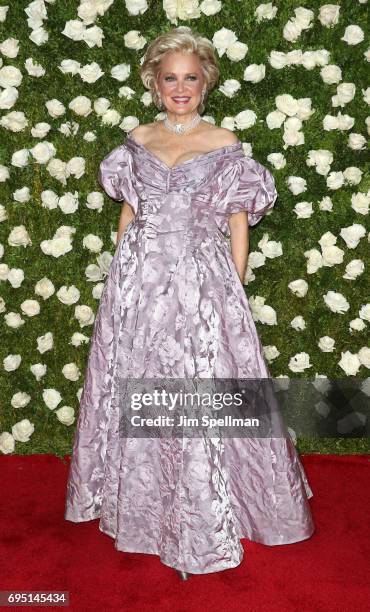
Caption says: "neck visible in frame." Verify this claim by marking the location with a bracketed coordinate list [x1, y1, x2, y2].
[165, 110, 200, 124]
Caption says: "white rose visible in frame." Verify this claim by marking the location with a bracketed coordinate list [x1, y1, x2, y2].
[55, 405, 75, 426]
[83, 234, 103, 253]
[343, 259, 365, 281]
[35, 277, 55, 299]
[79, 62, 104, 84]
[341, 25, 364, 46]
[291, 315, 306, 330]
[294, 7, 314, 29]
[0, 263, 9, 280]
[296, 98, 314, 121]
[67, 157, 85, 178]
[287, 175, 307, 195]
[283, 129, 304, 147]
[12, 418, 35, 442]
[255, 3, 278, 21]
[30, 141, 56, 164]
[320, 64, 342, 84]
[96, 249, 112, 274]
[85, 264, 104, 282]
[340, 223, 366, 248]
[304, 248, 323, 274]
[0, 37, 19, 58]
[243, 64, 265, 83]
[92, 283, 104, 300]
[124, 30, 147, 50]
[120, 115, 140, 134]
[200, 0, 222, 17]
[41, 190, 59, 210]
[0, 432, 15, 454]
[326, 171, 344, 190]
[266, 110, 286, 129]
[358, 347, 370, 368]
[283, 19, 303, 43]
[276, 94, 299, 116]
[30, 363, 47, 381]
[321, 245, 344, 266]
[71, 332, 90, 347]
[8, 225, 32, 247]
[226, 41, 248, 62]
[13, 187, 31, 203]
[20, 299, 40, 316]
[45, 99, 66, 118]
[319, 196, 334, 211]
[37, 332, 53, 353]
[267, 152, 286, 169]
[318, 4, 340, 27]
[94, 97, 110, 115]
[338, 351, 361, 375]
[0, 65, 22, 87]
[59, 59, 81, 75]
[3, 354, 22, 371]
[343, 166, 362, 186]
[101, 109, 121, 126]
[263, 345, 280, 362]
[11, 391, 31, 409]
[62, 20, 86, 43]
[318, 336, 335, 352]
[289, 352, 312, 372]
[4, 312, 25, 329]
[69, 95, 92, 116]
[0, 86, 18, 110]
[319, 231, 336, 248]
[337, 113, 355, 131]
[220, 81, 241, 101]
[349, 318, 366, 332]
[43, 389, 62, 410]
[348, 133, 366, 150]
[40, 235, 73, 258]
[258, 305, 277, 325]
[269, 51, 288, 69]
[8, 268, 25, 288]
[259, 240, 282, 259]
[57, 285, 80, 305]
[62, 362, 81, 381]
[31, 122, 51, 138]
[212, 27, 238, 57]
[323, 114, 339, 130]
[111, 62, 130, 82]
[294, 201, 313, 218]
[58, 192, 79, 214]
[288, 279, 308, 298]
[11, 149, 29, 167]
[86, 191, 104, 211]
[323, 290, 350, 313]
[286, 50, 303, 65]
[351, 192, 369, 215]
[234, 109, 257, 129]
[359, 303, 370, 322]
[335, 83, 356, 107]
[0, 110, 28, 132]
[75, 304, 95, 327]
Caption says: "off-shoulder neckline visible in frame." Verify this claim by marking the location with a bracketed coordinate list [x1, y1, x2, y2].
[125, 131, 243, 171]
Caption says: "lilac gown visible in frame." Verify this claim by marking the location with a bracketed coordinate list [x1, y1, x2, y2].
[64, 131, 314, 574]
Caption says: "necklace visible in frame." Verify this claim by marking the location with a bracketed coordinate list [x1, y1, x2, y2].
[163, 112, 202, 135]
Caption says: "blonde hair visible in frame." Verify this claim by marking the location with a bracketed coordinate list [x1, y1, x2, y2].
[139, 26, 220, 114]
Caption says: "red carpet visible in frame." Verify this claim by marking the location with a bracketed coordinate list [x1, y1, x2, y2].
[0, 454, 369, 611]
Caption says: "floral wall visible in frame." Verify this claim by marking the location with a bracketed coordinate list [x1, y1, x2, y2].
[0, 0, 368, 456]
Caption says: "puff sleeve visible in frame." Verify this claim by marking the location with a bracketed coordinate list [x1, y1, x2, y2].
[98, 144, 139, 213]
[215, 156, 278, 237]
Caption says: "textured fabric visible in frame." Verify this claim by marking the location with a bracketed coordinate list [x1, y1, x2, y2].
[65, 132, 314, 574]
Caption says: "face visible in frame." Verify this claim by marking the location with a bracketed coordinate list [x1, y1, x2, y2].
[155, 51, 205, 121]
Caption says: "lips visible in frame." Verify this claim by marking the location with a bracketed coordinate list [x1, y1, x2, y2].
[172, 97, 190, 104]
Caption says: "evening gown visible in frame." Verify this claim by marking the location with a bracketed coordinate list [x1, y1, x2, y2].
[64, 131, 315, 574]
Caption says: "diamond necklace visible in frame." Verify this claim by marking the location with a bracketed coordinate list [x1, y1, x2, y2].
[163, 112, 202, 135]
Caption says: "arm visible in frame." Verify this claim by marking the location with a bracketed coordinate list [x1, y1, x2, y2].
[228, 211, 249, 284]
[116, 202, 135, 247]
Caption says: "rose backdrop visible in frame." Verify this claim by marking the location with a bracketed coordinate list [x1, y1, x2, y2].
[0, 0, 369, 456]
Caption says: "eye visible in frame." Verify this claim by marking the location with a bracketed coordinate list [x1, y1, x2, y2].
[164, 76, 198, 81]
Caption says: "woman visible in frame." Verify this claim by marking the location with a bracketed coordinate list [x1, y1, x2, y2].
[65, 26, 314, 580]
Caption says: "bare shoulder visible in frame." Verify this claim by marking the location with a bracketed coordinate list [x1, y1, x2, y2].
[129, 122, 155, 142]
[202, 125, 239, 147]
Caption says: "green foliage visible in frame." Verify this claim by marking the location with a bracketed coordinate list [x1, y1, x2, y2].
[0, 1, 368, 455]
